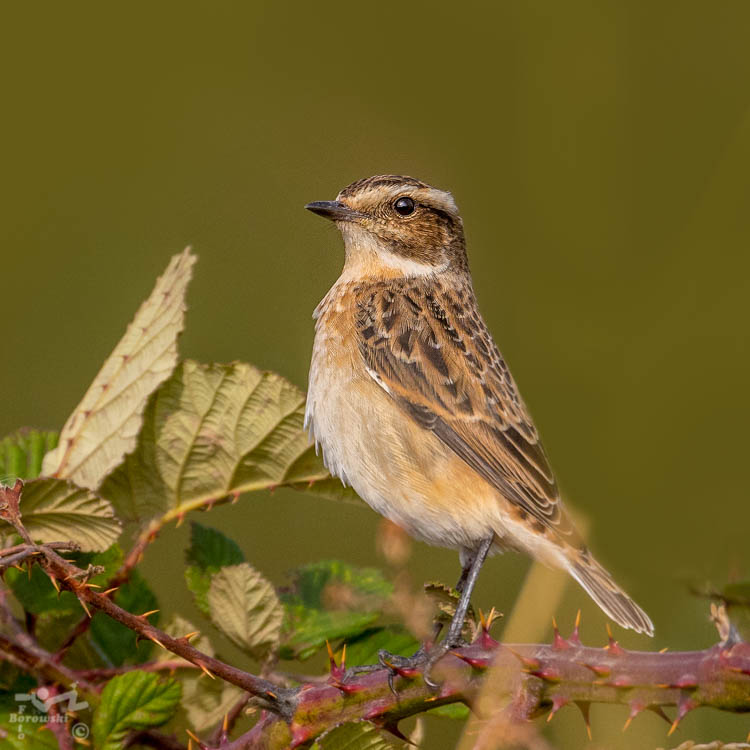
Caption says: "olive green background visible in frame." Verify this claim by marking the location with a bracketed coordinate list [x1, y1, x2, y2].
[2, 2, 749, 747]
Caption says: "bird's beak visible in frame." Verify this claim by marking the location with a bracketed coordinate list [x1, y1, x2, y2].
[304, 200, 362, 222]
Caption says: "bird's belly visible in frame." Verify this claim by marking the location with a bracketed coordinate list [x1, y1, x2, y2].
[306, 343, 501, 550]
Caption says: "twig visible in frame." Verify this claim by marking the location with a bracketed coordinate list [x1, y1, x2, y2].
[35, 545, 296, 719]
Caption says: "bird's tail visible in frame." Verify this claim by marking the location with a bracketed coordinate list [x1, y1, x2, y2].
[565, 550, 654, 636]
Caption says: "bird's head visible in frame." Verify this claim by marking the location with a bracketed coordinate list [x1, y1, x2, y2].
[306, 175, 468, 278]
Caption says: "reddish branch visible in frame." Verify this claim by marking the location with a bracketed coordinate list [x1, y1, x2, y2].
[1, 521, 749, 748]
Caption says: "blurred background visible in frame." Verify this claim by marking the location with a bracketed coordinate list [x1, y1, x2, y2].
[2, 2, 749, 747]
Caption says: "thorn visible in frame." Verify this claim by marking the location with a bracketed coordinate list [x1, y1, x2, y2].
[188, 741, 194, 750]
[648, 705, 672, 725]
[659, 647, 668, 653]
[581, 662, 610, 677]
[530, 667, 561, 682]
[230, 492, 240, 504]
[452, 651, 490, 670]
[49, 576, 60, 593]
[551, 616, 571, 650]
[265, 690, 277, 700]
[101, 587, 119, 597]
[575, 701, 592, 741]
[175, 513, 185, 528]
[341, 643, 347, 671]
[476, 607, 500, 648]
[380, 657, 419, 680]
[78, 598, 92, 618]
[223, 713, 229, 732]
[83, 582, 101, 589]
[546, 695, 568, 722]
[181, 631, 200, 642]
[623, 701, 645, 732]
[139, 609, 160, 619]
[186, 730, 204, 748]
[149, 635, 166, 649]
[382, 720, 410, 743]
[197, 661, 216, 679]
[605, 624, 625, 655]
[505, 647, 541, 672]
[569, 609, 582, 645]
[673, 674, 698, 689]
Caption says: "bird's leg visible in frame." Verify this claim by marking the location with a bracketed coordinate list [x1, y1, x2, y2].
[420, 535, 494, 689]
[378, 536, 494, 692]
[442, 535, 493, 647]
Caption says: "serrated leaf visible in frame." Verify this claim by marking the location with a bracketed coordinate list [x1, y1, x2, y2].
[5, 564, 80, 616]
[207, 563, 283, 659]
[184, 523, 245, 615]
[343, 627, 420, 668]
[1, 477, 120, 552]
[93, 671, 181, 750]
[180, 675, 244, 733]
[0, 430, 59, 482]
[186, 522, 244, 569]
[311, 722, 403, 749]
[280, 561, 392, 660]
[100, 360, 354, 525]
[424, 581, 475, 639]
[185, 565, 212, 616]
[42, 248, 196, 489]
[89, 570, 159, 666]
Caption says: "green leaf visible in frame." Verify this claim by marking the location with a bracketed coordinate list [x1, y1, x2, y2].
[184, 523, 245, 614]
[1, 477, 121, 552]
[427, 702, 471, 720]
[207, 563, 284, 659]
[42, 249, 196, 490]
[0, 430, 58, 482]
[280, 561, 392, 660]
[343, 627, 420, 668]
[186, 522, 244, 569]
[311, 722, 403, 749]
[185, 565, 213, 616]
[100, 360, 350, 526]
[93, 671, 181, 750]
[89, 570, 159, 666]
[5, 564, 79, 616]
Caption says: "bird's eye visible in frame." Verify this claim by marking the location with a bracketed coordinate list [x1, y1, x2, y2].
[393, 196, 415, 216]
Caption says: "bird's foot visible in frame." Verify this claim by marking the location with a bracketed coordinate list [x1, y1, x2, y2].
[379, 637, 466, 693]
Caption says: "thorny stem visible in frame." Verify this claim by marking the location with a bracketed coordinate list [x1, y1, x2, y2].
[2, 538, 750, 748]
[34, 545, 295, 717]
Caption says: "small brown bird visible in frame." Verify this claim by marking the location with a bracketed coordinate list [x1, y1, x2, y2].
[305, 175, 653, 669]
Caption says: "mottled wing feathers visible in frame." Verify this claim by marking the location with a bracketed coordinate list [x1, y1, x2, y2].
[354, 280, 578, 543]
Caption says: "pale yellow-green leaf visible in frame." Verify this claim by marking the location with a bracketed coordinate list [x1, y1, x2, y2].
[155, 614, 214, 664]
[42, 248, 196, 489]
[207, 563, 283, 659]
[100, 359, 356, 525]
[180, 671, 244, 733]
[1, 477, 121, 552]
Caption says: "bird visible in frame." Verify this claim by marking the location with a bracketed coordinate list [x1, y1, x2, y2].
[304, 175, 653, 674]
